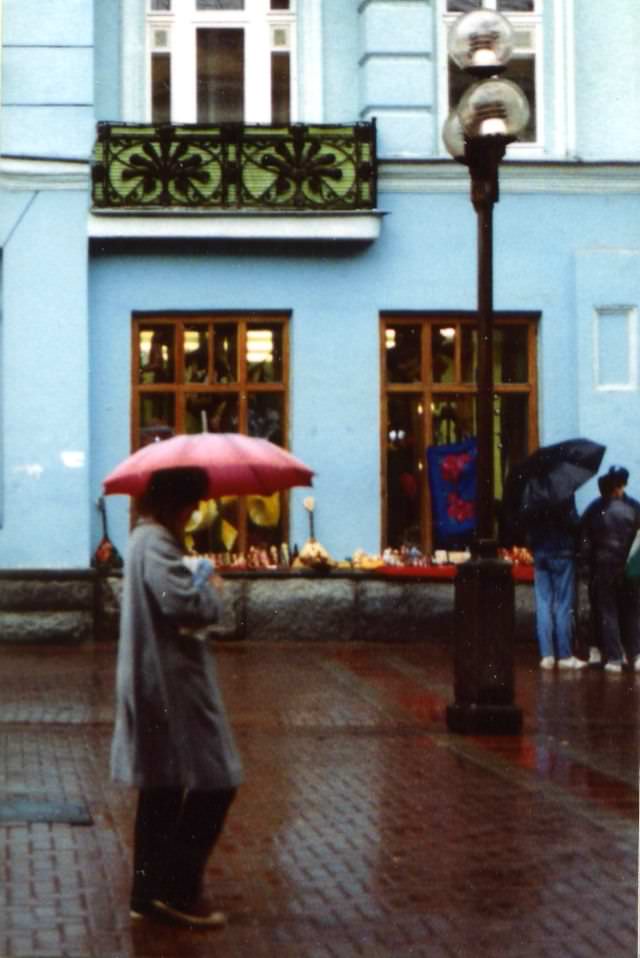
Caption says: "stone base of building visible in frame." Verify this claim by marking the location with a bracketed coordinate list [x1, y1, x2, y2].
[0, 570, 96, 644]
[1, 568, 590, 647]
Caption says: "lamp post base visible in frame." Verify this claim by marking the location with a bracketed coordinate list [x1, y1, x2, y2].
[446, 552, 523, 736]
[446, 702, 523, 736]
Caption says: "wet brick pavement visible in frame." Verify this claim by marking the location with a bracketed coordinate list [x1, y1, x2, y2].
[0, 639, 637, 957]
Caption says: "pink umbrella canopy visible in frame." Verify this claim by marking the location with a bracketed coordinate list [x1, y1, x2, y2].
[103, 433, 314, 499]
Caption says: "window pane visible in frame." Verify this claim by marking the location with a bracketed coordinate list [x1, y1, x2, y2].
[186, 394, 239, 433]
[446, 1, 481, 11]
[498, 1, 534, 11]
[270, 0, 290, 9]
[151, 53, 171, 123]
[386, 396, 425, 548]
[151, 0, 171, 10]
[461, 326, 477, 383]
[431, 395, 476, 447]
[139, 325, 175, 383]
[432, 326, 457, 384]
[191, 497, 240, 555]
[247, 491, 283, 554]
[495, 326, 528, 383]
[271, 52, 290, 125]
[247, 324, 283, 382]
[197, 1, 244, 9]
[385, 325, 421, 383]
[139, 395, 175, 446]
[197, 28, 244, 123]
[213, 324, 238, 383]
[495, 393, 529, 500]
[184, 325, 209, 384]
[248, 393, 283, 444]
[503, 57, 535, 141]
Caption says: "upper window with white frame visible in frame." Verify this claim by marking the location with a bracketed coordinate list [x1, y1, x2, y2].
[147, 0, 296, 124]
[441, 0, 543, 152]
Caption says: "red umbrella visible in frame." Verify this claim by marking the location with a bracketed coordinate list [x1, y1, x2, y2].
[103, 433, 314, 499]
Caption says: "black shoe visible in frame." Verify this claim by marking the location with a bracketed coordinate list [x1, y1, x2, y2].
[129, 899, 156, 920]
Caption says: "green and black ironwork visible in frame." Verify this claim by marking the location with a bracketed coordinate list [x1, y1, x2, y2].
[92, 121, 377, 211]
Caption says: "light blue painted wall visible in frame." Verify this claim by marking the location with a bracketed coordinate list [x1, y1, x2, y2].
[88, 186, 640, 563]
[89, 242, 383, 560]
[2, 0, 93, 46]
[574, 0, 640, 160]
[0, 191, 91, 568]
[94, 0, 122, 121]
[1, 1, 94, 159]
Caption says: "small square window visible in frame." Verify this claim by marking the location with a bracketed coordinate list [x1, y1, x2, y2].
[150, 0, 171, 10]
[596, 308, 636, 389]
[271, 0, 291, 9]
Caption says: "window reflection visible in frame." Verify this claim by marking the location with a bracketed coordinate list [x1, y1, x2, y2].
[247, 325, 283, 383]
[213, 324, 238, 383]
[185, 394, 239, 433]
[432, 326, 456, 383]
[386, 395, 424, 548]
[184, 325, 209, 383]
[139, 325, 175, 383]
[385, 325, 421, 383]
[249, 393, 283, 444]
[139, 395, 175, 446]
[495, 326, 528, 383]
[431, 395, 476, 447]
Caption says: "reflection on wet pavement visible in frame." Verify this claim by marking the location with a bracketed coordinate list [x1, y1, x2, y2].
[0, 640, 636, 957]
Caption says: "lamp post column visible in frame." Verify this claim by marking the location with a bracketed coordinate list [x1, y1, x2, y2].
[445, 139, 522, 736]
[442, 9, 530, 736]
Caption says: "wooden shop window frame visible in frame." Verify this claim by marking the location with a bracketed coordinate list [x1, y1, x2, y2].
[380, 311, 539, 556]
[132, 311, 290, 554]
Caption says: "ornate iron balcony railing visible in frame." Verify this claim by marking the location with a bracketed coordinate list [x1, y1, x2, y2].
[91, 121, 377, 212]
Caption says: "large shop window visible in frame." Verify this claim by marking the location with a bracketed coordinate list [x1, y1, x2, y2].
[133, 313, 289, 555]
[442, 0, 542, 149]
[147, 0, 296, 124]
[382, 313, 539, 554]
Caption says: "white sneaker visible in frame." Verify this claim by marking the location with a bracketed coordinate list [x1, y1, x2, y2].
[540, 656, 555, 670]
[604, 662, 623, 673]
[588, 647, 602, 665]
[558, 657, 587, 670]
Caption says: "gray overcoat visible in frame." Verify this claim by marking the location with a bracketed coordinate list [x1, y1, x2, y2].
[110, 519, 243, 790]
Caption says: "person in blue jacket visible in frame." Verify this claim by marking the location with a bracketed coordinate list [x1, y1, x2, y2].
[579, 465, 640, 673]
[528, 495, 586, 670]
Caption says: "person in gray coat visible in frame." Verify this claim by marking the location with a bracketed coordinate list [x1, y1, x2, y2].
[111, 467, 243, 928]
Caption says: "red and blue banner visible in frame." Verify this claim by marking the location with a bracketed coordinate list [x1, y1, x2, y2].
[426, 438, 477, 548]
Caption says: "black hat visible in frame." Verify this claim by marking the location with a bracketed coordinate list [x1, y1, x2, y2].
[598, 465, 629, 497]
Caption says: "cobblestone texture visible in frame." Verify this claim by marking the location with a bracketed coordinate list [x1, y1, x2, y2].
[0, 641, 637, 957]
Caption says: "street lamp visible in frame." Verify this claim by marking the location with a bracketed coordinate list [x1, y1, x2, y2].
[443, 9, 529, 735]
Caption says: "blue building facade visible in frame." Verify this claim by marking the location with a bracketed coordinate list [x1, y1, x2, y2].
[1, 0, 639, 570]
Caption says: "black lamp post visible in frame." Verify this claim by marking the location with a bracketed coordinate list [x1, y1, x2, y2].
[442, 10, 529, 735]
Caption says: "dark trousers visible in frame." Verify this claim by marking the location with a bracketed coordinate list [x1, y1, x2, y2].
[131, 787, 236, 909]
[590, 566, 640, 664]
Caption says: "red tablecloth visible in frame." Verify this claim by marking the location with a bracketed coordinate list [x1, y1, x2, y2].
[379, 563, 534, 582]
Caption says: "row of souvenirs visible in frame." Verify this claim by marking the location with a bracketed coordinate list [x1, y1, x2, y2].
[196, 541, 535, 572]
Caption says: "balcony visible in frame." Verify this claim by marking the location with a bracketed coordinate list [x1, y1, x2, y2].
[89, 121, 382, 242]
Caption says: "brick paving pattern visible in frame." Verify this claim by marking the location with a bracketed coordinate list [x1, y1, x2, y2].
[0, 641, 637, 957]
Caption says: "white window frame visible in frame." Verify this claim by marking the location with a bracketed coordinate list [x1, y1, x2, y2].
[144, 0, 298, 125]
[593, 306, 638, 393]
[437, 0, 546, 159]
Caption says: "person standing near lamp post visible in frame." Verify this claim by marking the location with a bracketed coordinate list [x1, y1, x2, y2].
[580, 466, 640, 673]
